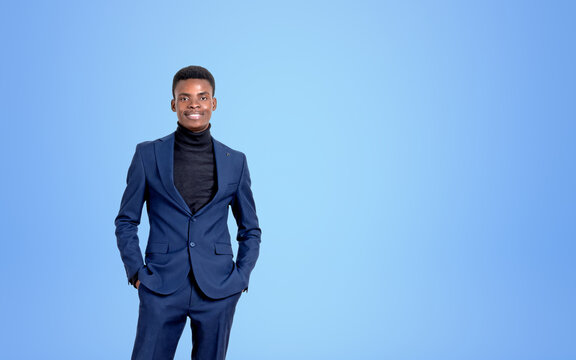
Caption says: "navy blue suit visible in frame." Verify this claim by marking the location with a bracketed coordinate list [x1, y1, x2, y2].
[115, 132, 261, 359]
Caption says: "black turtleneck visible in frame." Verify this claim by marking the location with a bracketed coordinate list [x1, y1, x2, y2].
[173, 122, 217, 214]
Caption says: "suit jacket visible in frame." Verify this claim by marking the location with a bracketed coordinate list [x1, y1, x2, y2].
[115, 132, 261, 298]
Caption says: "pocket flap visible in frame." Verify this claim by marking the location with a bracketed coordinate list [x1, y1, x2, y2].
[214, 242, 233, 255]
[145, 242, 169, 254]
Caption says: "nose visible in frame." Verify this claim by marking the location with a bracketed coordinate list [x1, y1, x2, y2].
[187, 99, 199, 108]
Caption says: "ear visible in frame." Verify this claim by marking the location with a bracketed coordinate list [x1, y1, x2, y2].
[171, 99, 176, 112]
[212, 97, 217, 111]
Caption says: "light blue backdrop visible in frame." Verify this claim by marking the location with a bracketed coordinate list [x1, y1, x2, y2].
[1, 1, 574, 359]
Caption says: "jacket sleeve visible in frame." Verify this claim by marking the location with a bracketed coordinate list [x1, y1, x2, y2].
[231, 154, 261, 284]
[115, 144, 147, 285]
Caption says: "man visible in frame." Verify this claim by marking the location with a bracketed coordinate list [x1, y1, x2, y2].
[115, 65, 261, 360]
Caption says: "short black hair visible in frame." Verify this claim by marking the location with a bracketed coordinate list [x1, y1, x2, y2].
[172, 65, 215, 98]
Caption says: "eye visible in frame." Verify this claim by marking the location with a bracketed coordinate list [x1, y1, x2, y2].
[200, 96, 207, 101]
[179, 96, 189, 102]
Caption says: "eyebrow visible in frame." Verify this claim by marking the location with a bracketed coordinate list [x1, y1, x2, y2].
[177, 92, 211, 97]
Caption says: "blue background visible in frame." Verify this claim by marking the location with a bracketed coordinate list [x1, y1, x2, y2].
[1, 1, 575, 359]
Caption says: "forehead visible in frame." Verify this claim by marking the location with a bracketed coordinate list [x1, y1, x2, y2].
[174, 78, 213, 95]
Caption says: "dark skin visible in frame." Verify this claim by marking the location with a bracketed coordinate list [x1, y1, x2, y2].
[171, 78, 217, 133]
[135, 78, 217, 290]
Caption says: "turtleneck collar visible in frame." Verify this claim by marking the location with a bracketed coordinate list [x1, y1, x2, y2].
[175, 122, 213, 148]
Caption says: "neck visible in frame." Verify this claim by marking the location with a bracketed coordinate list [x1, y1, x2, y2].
[175, 122, 212, 148]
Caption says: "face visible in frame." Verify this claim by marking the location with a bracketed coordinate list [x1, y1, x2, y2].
[171, 79, 217, 132]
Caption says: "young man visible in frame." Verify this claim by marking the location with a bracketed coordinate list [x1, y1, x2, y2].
[115, 66, 261, 360]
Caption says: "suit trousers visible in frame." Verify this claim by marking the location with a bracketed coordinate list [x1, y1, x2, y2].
[131, 272, 242, 360]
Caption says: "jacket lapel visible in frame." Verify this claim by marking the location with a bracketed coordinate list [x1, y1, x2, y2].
[154, 133, 229, 216]
[154, 133, 192, 215]
[213, 139, 227, 196]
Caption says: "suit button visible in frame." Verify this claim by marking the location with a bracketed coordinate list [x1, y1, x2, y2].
[191, 217, 197, 222]
[189, 242, 196, 247]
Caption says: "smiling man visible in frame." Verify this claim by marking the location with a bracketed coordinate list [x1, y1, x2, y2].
[172, 77, 216, 132]
[115, 65, 261, 360]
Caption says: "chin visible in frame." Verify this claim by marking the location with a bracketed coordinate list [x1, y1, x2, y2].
[181, 120, 209, 132]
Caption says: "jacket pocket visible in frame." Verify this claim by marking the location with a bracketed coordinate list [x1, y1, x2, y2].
[214, 242, 233, 255]
[145, 242, 169, 254]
